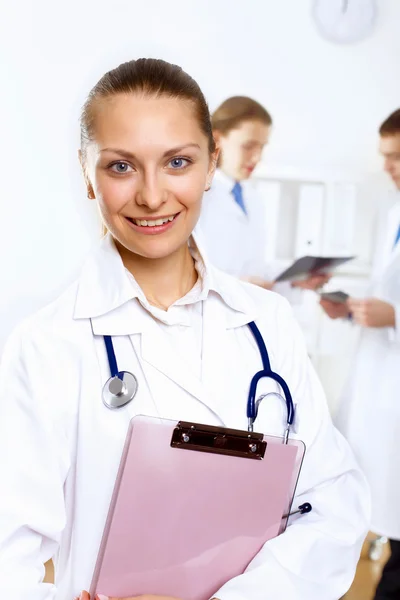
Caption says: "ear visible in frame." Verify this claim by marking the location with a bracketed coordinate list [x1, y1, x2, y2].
[205, 147, 220, 191]
[213, 129, 222, 144]
[78, 149, 95, 200]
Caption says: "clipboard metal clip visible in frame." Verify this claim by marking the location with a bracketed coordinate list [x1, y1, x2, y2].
[171, 421, 267, 460]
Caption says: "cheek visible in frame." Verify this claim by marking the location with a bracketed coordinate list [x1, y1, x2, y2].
[220, 140, 235, 166]
[95, 172, 135, 212]
[173, 174, 204, 206]
[239, 147, 250, 165]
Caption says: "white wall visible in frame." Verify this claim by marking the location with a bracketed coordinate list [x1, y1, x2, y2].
[1, 0, 399, 355]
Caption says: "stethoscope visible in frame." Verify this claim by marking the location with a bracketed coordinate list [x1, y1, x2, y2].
[102, 321, 311, 519]
[102, 320, 295, 442]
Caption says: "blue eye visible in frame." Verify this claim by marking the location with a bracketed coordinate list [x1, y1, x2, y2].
[110, 162, 132, 173]
[169, 157, 189, 169]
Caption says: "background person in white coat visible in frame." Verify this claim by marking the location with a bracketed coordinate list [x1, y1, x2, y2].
[320, 109, 400, 600]
[197, 96, 329, 295]
[0, 58, 369, 600]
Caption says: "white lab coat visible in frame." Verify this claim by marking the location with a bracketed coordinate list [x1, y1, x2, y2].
[0, 233, 369, 600]
[198, 170, 266, 279]
[336, 199, 400, 540]
[197, 169, 299, 301]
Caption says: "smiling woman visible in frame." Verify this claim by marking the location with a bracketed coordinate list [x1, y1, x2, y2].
[77, 59, 219, 309]
[0, 58, 369, 600]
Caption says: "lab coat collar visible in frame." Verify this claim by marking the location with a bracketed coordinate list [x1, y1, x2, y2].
[213, 168, 255, 194]
[73, 232, 257, 333]
[73, 232, 258, 407]
[213, 169, 236, 192]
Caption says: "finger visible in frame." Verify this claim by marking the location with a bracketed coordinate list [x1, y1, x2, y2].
[348, 300, 365, 311]
[350, 305, 364, 314]
[347, 297, 360, 306]
[350, 309, 363, 325]
[320, 299, 338, 309]
[351, 309, 364, 322]
[353, 313, 368, 327]
[313, 275, 327, 284]
[108, 596, 144, 600]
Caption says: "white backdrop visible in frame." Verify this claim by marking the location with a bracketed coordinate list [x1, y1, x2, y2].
[1, 0, 399, 355]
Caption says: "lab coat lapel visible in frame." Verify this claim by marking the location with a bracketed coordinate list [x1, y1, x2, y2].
[139, 316, 206, 404]
[91, 303, 208, 411]
[140, 291, 256, 418]
[381, 202, 400, 271]
[201, 290, 257, 419]
[201, 295, 229, 418]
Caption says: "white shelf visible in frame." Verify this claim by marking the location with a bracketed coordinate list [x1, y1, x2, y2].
[253, 163, 368, 184]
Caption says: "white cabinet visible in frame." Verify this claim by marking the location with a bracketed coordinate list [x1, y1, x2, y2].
[322, 182, 357, 256]
[252, 167, 375, 412]
[295, 183, 325, 257]
[254, 175, 361, 266]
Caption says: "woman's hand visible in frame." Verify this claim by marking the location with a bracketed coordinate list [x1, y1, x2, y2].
[291, 273, 331, 291]
[347, 297, 395, 328]
[108, 596, 181, 600]
[76, 592, 183, 600]
[243, 276, 275, 290]
[320, 299, 351, 320]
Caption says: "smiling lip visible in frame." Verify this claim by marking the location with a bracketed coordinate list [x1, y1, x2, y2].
[125, 213, 180, 235]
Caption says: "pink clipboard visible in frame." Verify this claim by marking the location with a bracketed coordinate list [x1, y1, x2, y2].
[90, 415, 305, 600]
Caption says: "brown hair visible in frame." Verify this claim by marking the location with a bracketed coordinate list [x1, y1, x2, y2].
[379, 109, 400, 136]
[212, 96, 272, 134]
[80, 58, 216, 159]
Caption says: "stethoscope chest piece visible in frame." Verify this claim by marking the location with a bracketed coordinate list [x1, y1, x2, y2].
[102, 371, 138, 409]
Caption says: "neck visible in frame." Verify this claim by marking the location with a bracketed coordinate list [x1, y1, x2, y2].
[219, 167, 242, 183]
[116, 240, 197, 310]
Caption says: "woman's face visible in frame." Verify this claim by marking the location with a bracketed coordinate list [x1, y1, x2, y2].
[216, 119, 270, 181]
[82, 93, 217, 259]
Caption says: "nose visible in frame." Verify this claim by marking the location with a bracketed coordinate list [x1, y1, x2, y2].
[135, 172, 168, 211]
[251, 148, 263, 165]
[384, 158, 394, 174]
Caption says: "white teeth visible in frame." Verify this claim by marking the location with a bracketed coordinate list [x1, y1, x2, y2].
[133, 215, 175, 227]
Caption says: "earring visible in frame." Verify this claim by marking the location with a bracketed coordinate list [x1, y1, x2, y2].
[87, 189, 94, 199]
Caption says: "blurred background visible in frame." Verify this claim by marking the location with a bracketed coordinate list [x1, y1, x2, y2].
[1, 2, 399, 596]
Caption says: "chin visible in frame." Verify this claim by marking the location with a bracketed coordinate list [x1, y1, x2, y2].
[123, 235, 190, 261]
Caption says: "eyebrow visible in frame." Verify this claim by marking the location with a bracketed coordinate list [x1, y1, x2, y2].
[100, 144, 201, 160]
